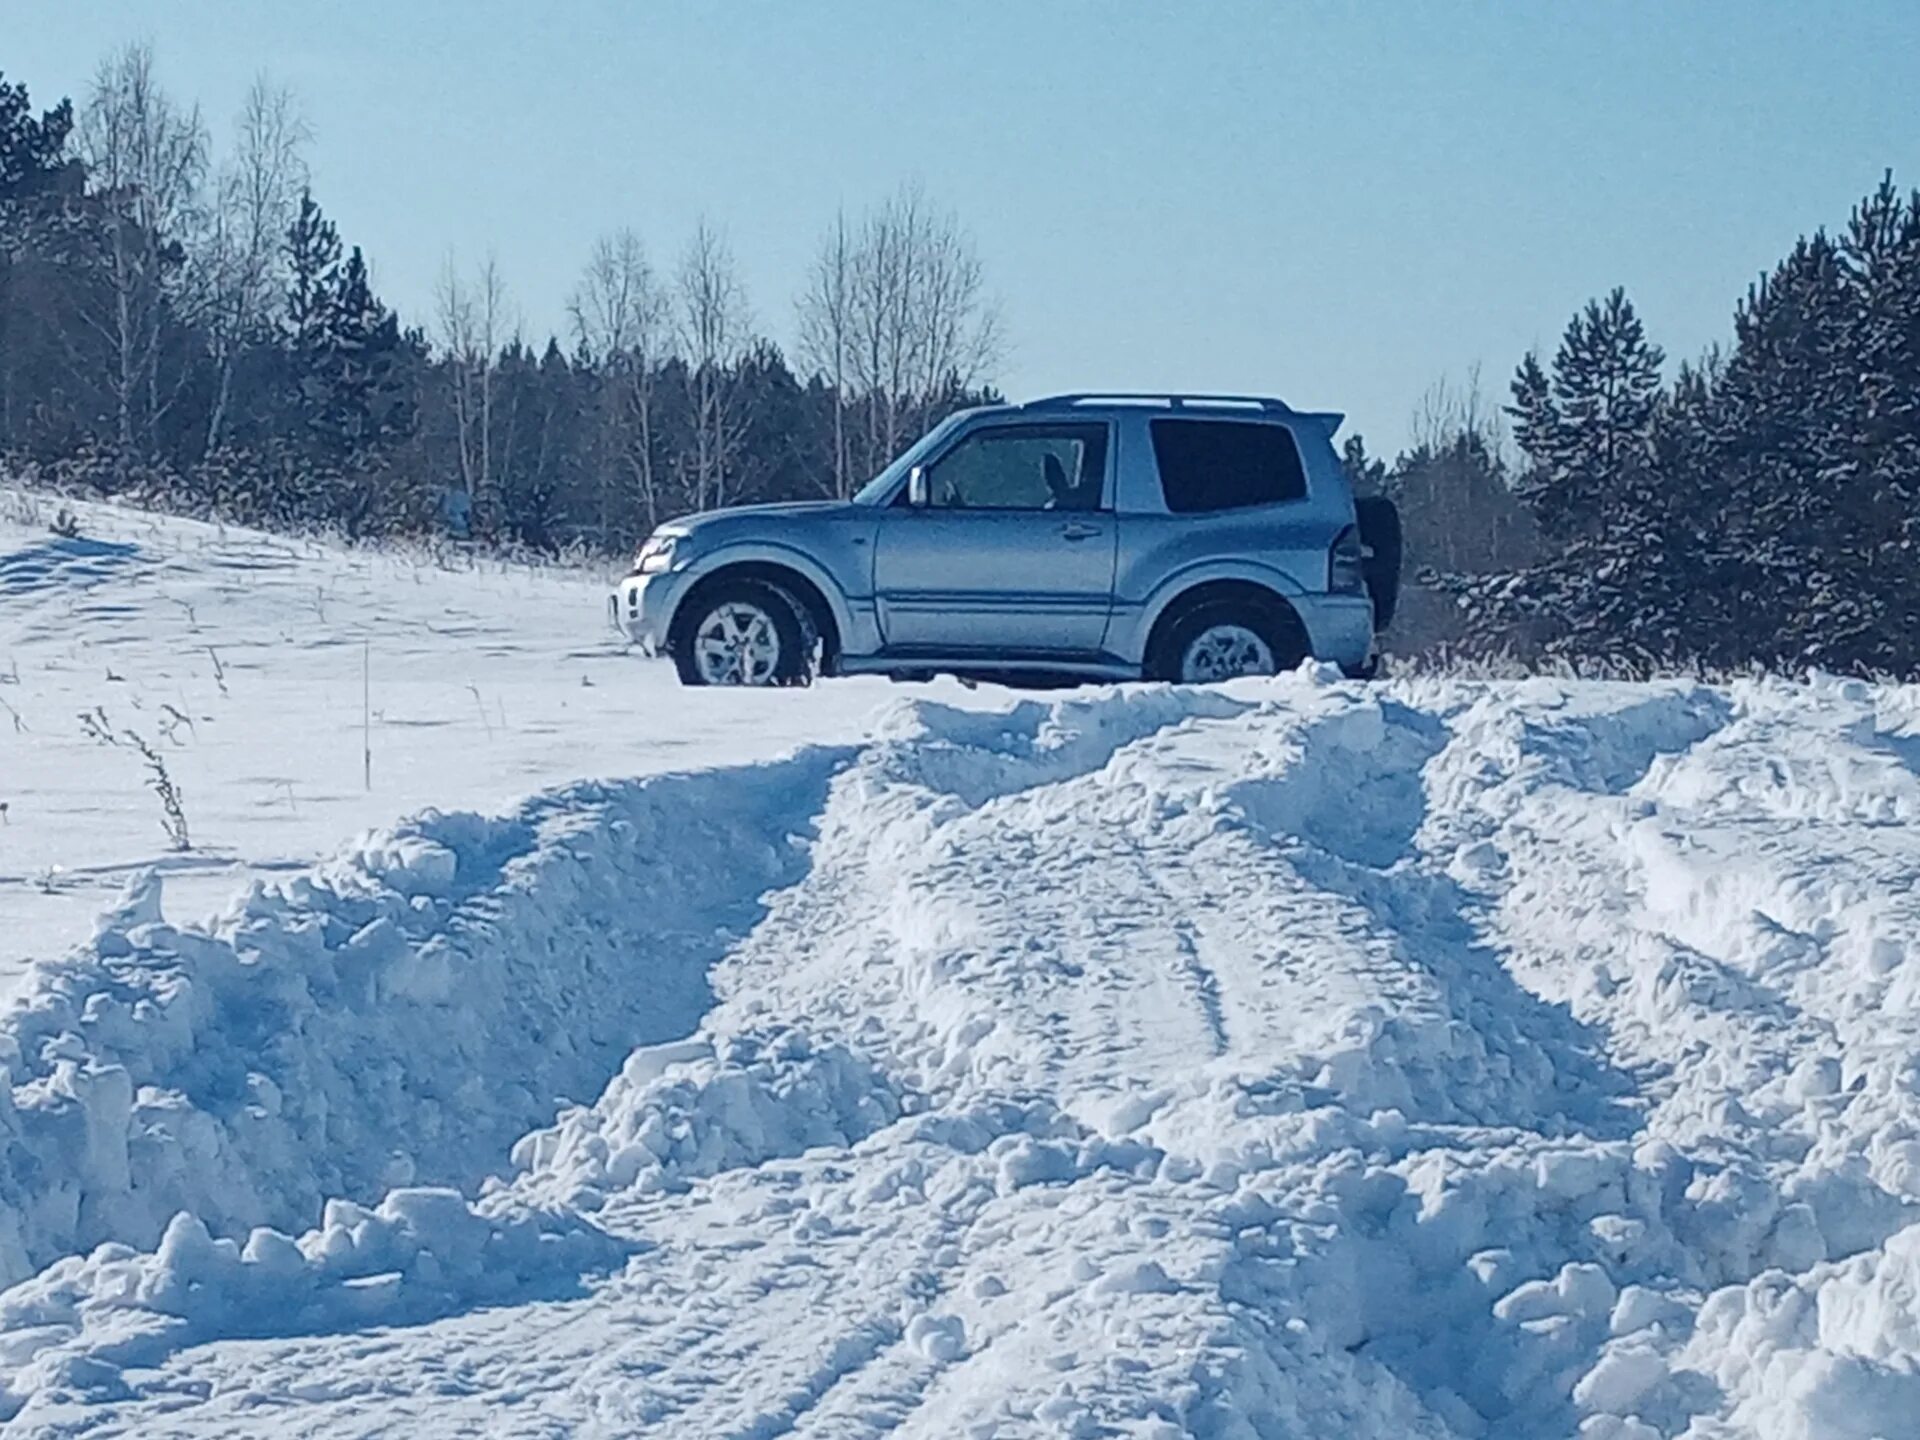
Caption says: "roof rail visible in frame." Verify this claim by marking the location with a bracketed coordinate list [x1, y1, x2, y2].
[1023, 392, 1297, 415]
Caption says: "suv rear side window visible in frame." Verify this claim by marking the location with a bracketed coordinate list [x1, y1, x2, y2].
[1150, 419, 1308, 513]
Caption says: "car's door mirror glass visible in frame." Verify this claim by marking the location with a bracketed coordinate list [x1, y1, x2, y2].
[907, 464, 929, 507]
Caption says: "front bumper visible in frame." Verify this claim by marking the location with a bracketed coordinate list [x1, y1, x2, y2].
[611, 571, 684, 655]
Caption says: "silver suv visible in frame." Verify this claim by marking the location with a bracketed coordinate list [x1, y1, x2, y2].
[614, 394, 1401, 687]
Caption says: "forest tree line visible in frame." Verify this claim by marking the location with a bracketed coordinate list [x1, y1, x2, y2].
[1342, 172, 1920, 676]
[3, 47, 1918, 675]
[0, 47, 1000, 555]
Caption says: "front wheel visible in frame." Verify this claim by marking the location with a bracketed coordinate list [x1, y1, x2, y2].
[672, 581, 816, 687]
[1149, 603, 1307, 684]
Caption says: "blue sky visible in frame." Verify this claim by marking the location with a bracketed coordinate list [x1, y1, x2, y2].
[8, 1, 1916, 457]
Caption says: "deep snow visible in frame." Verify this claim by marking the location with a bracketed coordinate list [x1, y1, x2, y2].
[5, 492, 1920, 1437]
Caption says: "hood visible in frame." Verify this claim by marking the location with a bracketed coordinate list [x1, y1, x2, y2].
[662, 499, 861, 534]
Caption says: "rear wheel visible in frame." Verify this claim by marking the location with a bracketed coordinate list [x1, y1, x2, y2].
[672, 580, 816, 687]
[1149, 600, 1307, 685]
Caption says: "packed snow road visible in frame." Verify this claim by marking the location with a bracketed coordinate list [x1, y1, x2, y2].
[4, 646, 1920, 1436]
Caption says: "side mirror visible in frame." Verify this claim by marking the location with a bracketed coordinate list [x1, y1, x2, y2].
[907, 464, 929, 508]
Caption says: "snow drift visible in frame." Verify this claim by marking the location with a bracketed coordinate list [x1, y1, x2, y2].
[0, 746, 849, 1282]
[5, 671, 1920, 1438]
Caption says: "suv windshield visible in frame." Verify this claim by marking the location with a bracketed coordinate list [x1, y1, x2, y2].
[851, 411, 974, 506]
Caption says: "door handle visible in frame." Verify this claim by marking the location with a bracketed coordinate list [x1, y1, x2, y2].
[1059, 523, 1102, 541]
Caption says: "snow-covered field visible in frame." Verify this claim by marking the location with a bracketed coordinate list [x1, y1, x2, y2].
[5, 491, 1920, 1437]
[0, 488, 984, 993]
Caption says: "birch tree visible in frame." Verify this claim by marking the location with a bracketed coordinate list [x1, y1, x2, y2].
[797, 209, 855, 496]
[676, 220, 748, 512]
[437, 254, 514, 536]
[75, 43, 208, 480]
[809, 184, 999, 482]
[570, 228, 668, 534]
[202, 78, 308, 454]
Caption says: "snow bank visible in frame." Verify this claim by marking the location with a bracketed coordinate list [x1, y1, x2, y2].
[0, 747, 850, 1285]
[6, 673, 1920, 1436]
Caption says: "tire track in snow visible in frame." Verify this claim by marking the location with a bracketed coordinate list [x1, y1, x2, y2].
[0, 681, 1737, 1436]
[711, 690, 1289, 1115]
[1168, 919, 1228, 1059]
[563, 1144, 987, 1440]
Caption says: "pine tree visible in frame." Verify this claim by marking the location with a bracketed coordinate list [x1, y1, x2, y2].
[1715, 230, 1860, 669]
[1478, 289, 1673, 666]
[319, 245, 410, 454]
[521, 336, 583, 548]
[0, 71, 75, 202]
[1544, 289, 1664, 534]
[273, 194, 424, 530]
[1648, 356, 1739, 665]
[284, 189, 340, 355]
[1835, 174, 1920, 671]
[0, 73, 81, 454]
[1339, 434, 1388, 497]
[1506, 351, 1557, 516]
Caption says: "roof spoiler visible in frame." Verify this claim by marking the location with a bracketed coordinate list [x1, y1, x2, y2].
[1299, 411, 1344, 438]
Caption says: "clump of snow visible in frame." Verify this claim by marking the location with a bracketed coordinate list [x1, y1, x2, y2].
[509, 1028, 904, 1206]
[1670, 1222, 1920, 1440]
[0, 1188, 625, 1418]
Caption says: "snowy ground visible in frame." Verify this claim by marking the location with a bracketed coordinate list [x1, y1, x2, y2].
[5, 492, 1920, 1437]
[0, 487, 985, 992]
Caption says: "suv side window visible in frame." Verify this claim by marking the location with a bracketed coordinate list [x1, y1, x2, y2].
[1150, 419, 1308, 513]
[916, 423, 1110, 511]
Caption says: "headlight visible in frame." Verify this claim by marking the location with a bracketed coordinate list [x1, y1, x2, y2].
[634, 534, 678, 574]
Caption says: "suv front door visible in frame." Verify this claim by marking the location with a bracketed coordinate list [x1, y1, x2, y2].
[874, 421, 1115, 654]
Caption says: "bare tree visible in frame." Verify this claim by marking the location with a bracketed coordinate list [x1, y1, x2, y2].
[571, 229, 668, 535]
[1398, 366, 1534, 578]
[202, 77, 309, 453]
[437, 254, 515, 536]
[909, 200, 999, 409]
[837, 183, 999, 480]
[74, 43, 209, 480]
[1409, 363, 1508, 461]
[848, 190, 913, 470]
[797, 210, 855, 497]
[435, 257, 476, 506]
[676, 220, 748, 512]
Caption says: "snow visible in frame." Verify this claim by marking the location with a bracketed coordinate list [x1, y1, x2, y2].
[0, 487, 982, 992]
[7, 490, 1920, 1435]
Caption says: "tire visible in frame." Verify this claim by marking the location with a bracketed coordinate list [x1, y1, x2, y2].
[672, 579, 817, 688]
[1148, 599, 1307, 685]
